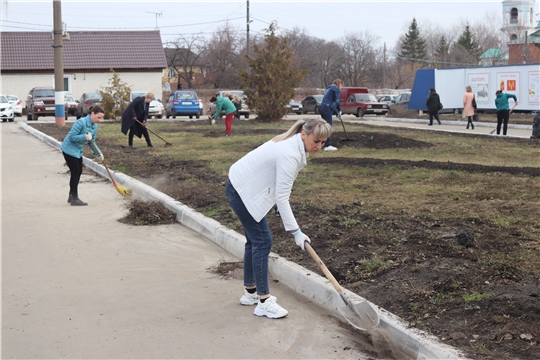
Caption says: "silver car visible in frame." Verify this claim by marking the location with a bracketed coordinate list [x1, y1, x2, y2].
[209, 90, 250, 119]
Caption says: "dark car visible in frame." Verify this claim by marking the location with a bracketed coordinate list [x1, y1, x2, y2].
[165, 90, 200, 119]
[286, 99, 303, 115]
[77, 92, 102, 118]
[301, 95, 323, 114]
[26, 87, 68, 121]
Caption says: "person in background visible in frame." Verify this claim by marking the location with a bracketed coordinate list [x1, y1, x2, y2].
[121, 92, 155, 148]
[210, 95, 236, 136]
[495, 90, 518, 136]
[319, 79, 343, 151]
[426, 87, 442, 126]
[232, 94, 243, 120]
[227, 118, 332, 319]
[463, 86, 476, 130]
[60, 105, 105, 206]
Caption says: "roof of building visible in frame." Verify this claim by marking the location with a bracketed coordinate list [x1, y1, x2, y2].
[480, 48, 504, 59]
[1, 31, 167, 71]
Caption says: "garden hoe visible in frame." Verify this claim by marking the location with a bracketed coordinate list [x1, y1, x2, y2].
[134, 119, 173, 146]
[305, 242, 379, 332]
[490, 102, 518, 134]
[337, 114, 355, 141]
[90, 139, 132, 197]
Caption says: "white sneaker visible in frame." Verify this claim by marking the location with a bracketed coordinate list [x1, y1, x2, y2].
[254, 296, 288, 318]
[323, 146, 337, 151]
[239, 289, 259, 306]
[211, 119, 216, 125]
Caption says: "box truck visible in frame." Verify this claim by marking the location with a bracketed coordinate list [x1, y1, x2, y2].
[409, 63, 540, 113]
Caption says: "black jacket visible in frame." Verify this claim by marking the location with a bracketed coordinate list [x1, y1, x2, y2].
[121, 96, 149, 136]
[426, 92, 441, 113]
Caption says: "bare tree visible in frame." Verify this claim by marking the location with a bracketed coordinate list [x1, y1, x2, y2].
[164, 35, 206, 90]
[202, 22, 244, 89]
[336, 30, 379, 87]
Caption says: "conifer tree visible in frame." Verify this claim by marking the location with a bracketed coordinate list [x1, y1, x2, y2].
[435, 36, 450, 66]
[398, 18, 427, 62]
[455, 23, 480, 62]
[240, 22, 306, 122]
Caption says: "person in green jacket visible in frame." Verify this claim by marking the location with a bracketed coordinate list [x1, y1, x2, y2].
[210, 95, 237, 136]
[494, 90, 518, 136]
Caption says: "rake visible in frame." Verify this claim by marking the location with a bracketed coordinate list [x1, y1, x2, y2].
[90, 139, 132, 197]
[134, 119, 172, 145]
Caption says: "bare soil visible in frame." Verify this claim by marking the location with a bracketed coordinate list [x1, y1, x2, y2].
[33, 122, 540, 360]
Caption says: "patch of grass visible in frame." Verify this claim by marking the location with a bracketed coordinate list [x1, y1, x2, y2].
[463, 291, 495, 303]
[363, 256, 392, 274]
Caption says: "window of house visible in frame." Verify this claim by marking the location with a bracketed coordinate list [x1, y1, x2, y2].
[510, 8, 518, 24]
[511, 34, 518, 40]
[168, 68, 176, 78]
[51, 74, 72, 93]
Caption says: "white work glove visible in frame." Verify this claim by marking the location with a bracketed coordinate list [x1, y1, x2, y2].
[292, 229, 311, 250]
[98, 153, 104, 162]
[85, 132, 92, 141]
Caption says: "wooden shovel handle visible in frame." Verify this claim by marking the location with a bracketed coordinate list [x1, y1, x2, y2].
[305, 242, 344, 293]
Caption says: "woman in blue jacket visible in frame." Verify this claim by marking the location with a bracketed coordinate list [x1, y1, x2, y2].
[319, 79, 343, 151]
[60, 105, 105, 206]
[494, 90, 518, 136]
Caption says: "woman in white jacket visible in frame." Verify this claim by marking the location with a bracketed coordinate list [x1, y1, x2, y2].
[226, 118, 332, 319]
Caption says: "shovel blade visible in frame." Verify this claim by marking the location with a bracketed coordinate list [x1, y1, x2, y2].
[338, 294, 380, 331]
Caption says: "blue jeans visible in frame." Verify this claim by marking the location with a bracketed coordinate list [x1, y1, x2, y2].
[226, 179, 272, 296]
[319, 104, 333, 148]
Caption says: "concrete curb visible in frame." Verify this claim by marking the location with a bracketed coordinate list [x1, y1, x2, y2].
[20, 122, 468, 360]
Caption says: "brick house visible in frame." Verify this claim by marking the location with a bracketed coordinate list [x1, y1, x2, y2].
[508, 22, 540, 64]
[0, 31, 167, 109]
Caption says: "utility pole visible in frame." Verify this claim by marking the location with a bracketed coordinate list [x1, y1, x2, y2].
[53, 0, 65, 126]
[246, 0, 250, 56]
[383, 42, 386, 89]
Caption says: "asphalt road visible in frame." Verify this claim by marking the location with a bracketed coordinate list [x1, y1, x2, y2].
[1, 119, 372, 359]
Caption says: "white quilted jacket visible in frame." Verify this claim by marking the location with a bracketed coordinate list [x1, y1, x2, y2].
[229, 133, 307, 231]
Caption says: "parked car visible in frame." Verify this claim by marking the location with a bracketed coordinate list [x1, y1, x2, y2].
[6, 95, 22, 116]
[286, 99, 303, 115]
[0, 94, 15, 122]
[340, 88, 389, 117]
[165, 90, 201, 119]
[64, 95, 78, 116]
[388, 92, 411, 115]
[25, 87, 67, 121]
[209, 90, 250, 119]
[130, 91, 148, 102]
[148, 99, 164, 119]
[76, 92, 102, 118]
[378, 95, 397, 105]
[301, 95, 323, 114]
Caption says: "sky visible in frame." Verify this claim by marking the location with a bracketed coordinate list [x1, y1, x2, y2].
[0, 0, 536, 50]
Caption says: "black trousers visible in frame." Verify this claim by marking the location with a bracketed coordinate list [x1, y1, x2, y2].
[428, 111, 440, 124]
[497, 109, 510, 135]
[128, 124, 152, 145]
[63, 152, 83, 197]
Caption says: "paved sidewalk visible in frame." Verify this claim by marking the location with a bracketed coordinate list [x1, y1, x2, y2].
[1, 121, 371, 359]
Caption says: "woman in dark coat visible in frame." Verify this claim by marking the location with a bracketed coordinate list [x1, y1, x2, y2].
[426, 88, 441, 126]
[121, 92, 155, 148]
